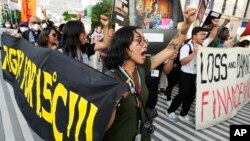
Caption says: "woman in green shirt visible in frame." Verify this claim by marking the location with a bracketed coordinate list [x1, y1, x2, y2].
[103, 7, 197, 141]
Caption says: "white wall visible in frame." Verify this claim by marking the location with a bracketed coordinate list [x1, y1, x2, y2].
[180, 0, 249, 19]
[212, 0, 224, 13]
[235, 0, 248, 18]
[246, 2, 250, 19]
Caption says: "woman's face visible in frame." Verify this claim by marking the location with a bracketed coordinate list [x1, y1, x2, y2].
[79, 32, 86, 45]
[48, 29, 58, 46]
[79, 26, 86, 45]
[154, 3, 158, 10]
[126, 30, 148, 64]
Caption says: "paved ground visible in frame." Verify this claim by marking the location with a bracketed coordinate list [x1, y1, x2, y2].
[0, 54, 250, 141]
[152, 90, 250, 141]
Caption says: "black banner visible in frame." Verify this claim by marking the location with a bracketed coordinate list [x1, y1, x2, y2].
[1, 33, 128, 141]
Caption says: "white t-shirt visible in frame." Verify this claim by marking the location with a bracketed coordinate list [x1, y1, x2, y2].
[180, 40, 197, 74]
[91, 31, 104, 43]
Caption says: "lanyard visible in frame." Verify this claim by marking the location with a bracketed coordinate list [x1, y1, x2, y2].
[118, 66, 144, 133]
[118, 66, 141, 95]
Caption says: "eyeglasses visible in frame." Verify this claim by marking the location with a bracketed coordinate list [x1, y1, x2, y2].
[31, 22, 41, 25]
[49, 33, 57, 37]
[133, 37, 149, 46]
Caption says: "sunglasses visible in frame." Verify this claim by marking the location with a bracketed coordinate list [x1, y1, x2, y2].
[20, 25, 28, 27]
[31, 22, 41, 24]
[49, 33, 57, 37]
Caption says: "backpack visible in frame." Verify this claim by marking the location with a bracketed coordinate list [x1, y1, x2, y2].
[174, 42, 192, 69]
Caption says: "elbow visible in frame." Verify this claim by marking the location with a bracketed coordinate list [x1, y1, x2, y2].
[163, 67, 171, 74]
[180, 60, 187, 66]
[163, 64, 173, 74]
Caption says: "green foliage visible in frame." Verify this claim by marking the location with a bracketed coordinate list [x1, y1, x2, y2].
[62, 11, 77, 21]
[15, 10, 21, 23]
[84, 8, 87, 16]
[4, 10, 21, 24]
[91, 0, 114, 28]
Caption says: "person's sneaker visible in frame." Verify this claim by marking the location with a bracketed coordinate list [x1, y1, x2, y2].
[166, 112, 178, 122]
[166, 99, 172, 106]
[179, 114, 194, 123]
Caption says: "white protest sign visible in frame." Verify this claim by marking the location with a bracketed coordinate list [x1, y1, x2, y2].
[196, 47, 250, 130]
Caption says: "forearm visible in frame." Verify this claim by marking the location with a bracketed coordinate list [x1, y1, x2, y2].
[150, 7, 197, 69]
[102, 26, 110, 49]
[42, 13, 55, 30]
[42, 12, 49, 23]
[180, 52, 196, 65]
[168, 22, 192, 50]
[150, 22, 192, 69]
[94, 26, 110, 51]
[207, 26, 218, 44]
[163, 60, 174, 74]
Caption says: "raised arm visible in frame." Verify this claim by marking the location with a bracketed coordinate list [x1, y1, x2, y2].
[150, 7, 197, 69]
[41, 7, 54, 27]
[94, 15, 110, 51]
[180, 44, 199, 65]
[41, 7, 49, 23]
[41, 7, 59, 34]
[205, 18, 219, 45]
[76, 12, 81, 21]
[163, 60, 174, 74]
[163, 53, 177, 74]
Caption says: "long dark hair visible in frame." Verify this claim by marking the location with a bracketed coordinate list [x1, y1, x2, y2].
[104, 26, 139, 69]
[238, 40, 250, 47]
[61, 20, 85, 58]
[151, 1, 159, 14]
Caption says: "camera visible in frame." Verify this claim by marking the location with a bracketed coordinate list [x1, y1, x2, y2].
[140, 121, 155, 134]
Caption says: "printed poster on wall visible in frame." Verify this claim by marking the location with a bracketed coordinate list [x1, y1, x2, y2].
[133, 0, 183, 30]
[131, 0, 183, 55]
[112, 0, 129, 26]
